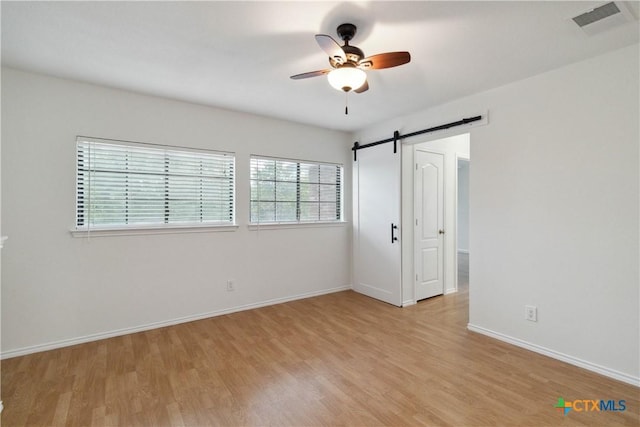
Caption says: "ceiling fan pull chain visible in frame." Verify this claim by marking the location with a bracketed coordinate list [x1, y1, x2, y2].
[345, 91, 349, 115]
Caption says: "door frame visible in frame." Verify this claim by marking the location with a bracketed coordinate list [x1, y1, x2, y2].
[403, 133, 470, 304]
[454, 155, 470, 294]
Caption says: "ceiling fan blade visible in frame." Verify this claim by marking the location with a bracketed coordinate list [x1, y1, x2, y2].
[354, 80, 369, 93]
[315, 34, 346, 64]
[359, 51, 411, 70]
[290, 69, 331, 80]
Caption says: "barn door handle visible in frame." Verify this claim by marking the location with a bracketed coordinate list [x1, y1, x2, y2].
[439, 229, 445, 235]
[391, 223, 398, 243]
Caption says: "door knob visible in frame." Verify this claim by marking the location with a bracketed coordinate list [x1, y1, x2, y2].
[439, 229, 445, 234]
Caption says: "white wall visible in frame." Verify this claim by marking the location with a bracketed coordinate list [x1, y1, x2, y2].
[457, 160, 469, 253]
[1, 68, 353, 357]
[354, 44, 639, 384]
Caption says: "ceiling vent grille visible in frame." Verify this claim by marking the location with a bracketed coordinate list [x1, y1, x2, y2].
[573, 2, 621, 27]
[571, 2, 636, 35]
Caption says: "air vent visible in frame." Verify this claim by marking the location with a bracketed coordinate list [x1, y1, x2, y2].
[571, 2, 636, 36]
[573, 2, 620, 27]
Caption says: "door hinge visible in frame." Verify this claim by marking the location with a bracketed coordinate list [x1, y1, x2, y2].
[416, 274, 419, 282]
[416, 219, 418, 226]
[416, 163, 418, 170]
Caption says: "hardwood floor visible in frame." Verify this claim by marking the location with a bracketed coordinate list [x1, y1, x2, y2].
[2, 277, 638, 426]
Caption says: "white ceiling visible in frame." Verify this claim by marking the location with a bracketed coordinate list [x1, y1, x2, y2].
[2, 1, 638, 132]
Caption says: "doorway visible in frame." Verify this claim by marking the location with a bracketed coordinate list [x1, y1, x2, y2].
[407, 133, 470, 303]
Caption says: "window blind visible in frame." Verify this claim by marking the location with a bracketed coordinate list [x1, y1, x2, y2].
[250, 156, 342, 223]
[76, 137, 235, 230]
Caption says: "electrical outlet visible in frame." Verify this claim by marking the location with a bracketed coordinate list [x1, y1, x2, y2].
[525, 305, 537, 322]
[226, 280, 235, 292]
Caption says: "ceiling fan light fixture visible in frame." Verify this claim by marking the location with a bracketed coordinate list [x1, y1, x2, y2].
[327, 66, 366, 92]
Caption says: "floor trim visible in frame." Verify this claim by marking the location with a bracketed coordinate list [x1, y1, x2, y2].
[1, 285, 352, 360]
[467, 323, 640, 387]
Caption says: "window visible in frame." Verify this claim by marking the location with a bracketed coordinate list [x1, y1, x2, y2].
[250, 156, 343, 223]
[76, 137, 235, 230]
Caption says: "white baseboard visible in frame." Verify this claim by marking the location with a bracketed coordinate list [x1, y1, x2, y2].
[444, 288, 458, 295]
[467, 323, 640, 387]
[402, 299, 416, 307]
[0, 400, 3, 413]
[1, 285, 352, 360]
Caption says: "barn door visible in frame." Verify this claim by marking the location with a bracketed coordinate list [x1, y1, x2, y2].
[353, 143, 402, 306]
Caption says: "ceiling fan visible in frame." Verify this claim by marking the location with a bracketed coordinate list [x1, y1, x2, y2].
[291, 23, 411, 99]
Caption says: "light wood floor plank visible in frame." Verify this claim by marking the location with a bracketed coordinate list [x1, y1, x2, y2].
[2, 274, 638, 426]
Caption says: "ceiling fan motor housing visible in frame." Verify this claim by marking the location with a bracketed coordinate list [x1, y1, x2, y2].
[330, 45, 364, 67]
[343, 45, 364, 62]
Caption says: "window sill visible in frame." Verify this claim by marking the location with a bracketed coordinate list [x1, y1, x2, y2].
[70, 224, 239, 238]
[247, 221, 348, 231]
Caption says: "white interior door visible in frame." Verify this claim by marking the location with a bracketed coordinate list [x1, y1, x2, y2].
[414, 149, 444, 300]
[353, 143, 402, 306]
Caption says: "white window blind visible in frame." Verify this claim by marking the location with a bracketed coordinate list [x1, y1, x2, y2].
[76, 137, 235, 230]
[250, 156, 342, 223]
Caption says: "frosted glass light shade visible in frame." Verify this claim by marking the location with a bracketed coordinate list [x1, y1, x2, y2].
[327, 67, 366, 92]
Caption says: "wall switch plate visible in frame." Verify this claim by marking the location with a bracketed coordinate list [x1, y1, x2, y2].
[525, 305, 537, 322]
[226, 280, 235, 291]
